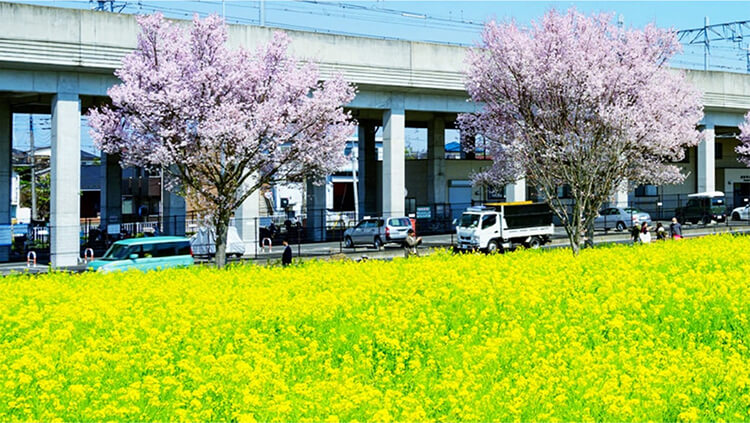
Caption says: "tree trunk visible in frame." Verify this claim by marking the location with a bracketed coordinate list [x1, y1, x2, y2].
[214, 217, 229, 268]
[566, 199, 585, 255]
[584, 220, 595, 249]
[566, 227, 581, 255]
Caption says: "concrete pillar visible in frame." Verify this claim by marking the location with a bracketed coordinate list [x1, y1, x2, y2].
[235, 181, 259, 251]
[306, 178, 326, 241]
[161, 180, 185, 236]
[50, 93, 81, 267]
[427, 117, 447, 204]
[505, 178, 526, 203]
[382, 96, 405, 217]
[357, 123, 378, 218]
[0, 101, 11, 262]
[698, 123, 716, 193]
[100, 153, 121, 233]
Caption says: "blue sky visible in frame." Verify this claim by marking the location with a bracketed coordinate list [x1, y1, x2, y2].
[9, 1, 750, 153]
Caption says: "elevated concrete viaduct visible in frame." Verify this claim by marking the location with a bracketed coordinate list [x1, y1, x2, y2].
[2, 2, 750, 264]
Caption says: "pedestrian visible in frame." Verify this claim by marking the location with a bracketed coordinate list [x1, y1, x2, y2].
[281, 239, 292, 266]
[403, 228, 422, 258]
[639, 221, 652, 244]
[670, 217, 683, 240]
[655, 222, 667, 241]
[631, 222, 641, 244]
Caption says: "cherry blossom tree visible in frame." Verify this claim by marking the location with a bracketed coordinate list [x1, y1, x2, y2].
[738, 112, 750, 166]
[459, 9, 704, 254]
[89, 14, 356, 267]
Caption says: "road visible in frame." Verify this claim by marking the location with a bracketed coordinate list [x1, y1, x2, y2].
[1, 221, 748, 275]
[245, 220, 750, 263]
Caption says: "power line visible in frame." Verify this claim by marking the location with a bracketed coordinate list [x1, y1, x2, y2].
[13, 1, 750, 72]
[676, 18, 750, 71]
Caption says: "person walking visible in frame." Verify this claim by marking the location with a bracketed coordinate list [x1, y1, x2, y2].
[281, 239, 293, 266]
[403, 229, 422, 258]
[670, 217, 683, 240]
[639, 221, 652, 244]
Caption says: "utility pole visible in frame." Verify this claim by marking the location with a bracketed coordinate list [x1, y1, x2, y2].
[351, 141, 359, 222]
[704, 16, 709, 71]
[259, 0, 266, 26]
[29, 115, 37, 221]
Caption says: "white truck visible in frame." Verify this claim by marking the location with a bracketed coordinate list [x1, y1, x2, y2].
[455, 202, 554, 253]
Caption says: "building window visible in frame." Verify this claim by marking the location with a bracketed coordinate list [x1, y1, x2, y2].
[557, 185, 572, 199]
[487, 185, 505, 201]
[635, 184, 658, 197]
[445, 129, 491, 160]
[331, 182, 354, 211]
[715, 142, 723, 160]
[405, 197, 416, 215]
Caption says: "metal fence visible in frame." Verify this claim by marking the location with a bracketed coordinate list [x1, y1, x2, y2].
[7, 196, 750, 263]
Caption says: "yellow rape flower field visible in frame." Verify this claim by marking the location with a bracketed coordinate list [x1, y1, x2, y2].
[2, 234, 750, 422]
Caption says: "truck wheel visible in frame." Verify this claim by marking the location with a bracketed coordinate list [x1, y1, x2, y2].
[527, 236, 542, 249]
[344, 236, 354, 248]
[373, 237, 383, 250]
[615, 222, 626, 232]
[702, 215, 712, 225]
[486, 240, 499, 254]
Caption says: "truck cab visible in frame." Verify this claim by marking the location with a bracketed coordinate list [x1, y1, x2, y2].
[675, 191, 727, 224]
[455, 202, 554, 253]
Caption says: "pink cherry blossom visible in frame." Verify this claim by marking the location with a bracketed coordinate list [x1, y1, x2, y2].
[459, 9, 703, 254]
[738, 112, 750, 166]
[89, 13, 356, 266]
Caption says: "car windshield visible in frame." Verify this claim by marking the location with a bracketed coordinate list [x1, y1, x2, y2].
[102, 244, 135, 260]
[458, 213, 481, 228]
[623, 208, 642, 214]
[711, 198, 725, 206]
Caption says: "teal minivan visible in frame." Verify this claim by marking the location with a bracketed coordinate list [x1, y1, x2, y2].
[88, 237, 194, 273]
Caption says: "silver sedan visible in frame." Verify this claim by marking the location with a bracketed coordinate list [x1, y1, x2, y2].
[594, 207, 652, 232]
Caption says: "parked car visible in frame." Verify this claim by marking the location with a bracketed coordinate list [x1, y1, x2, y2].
[594, 207, 652, 232]
[88, 236, 194, 273]
[675, 191, 727, 224]
[343, 216, 413, 248]
[731, 203, 750, 221]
